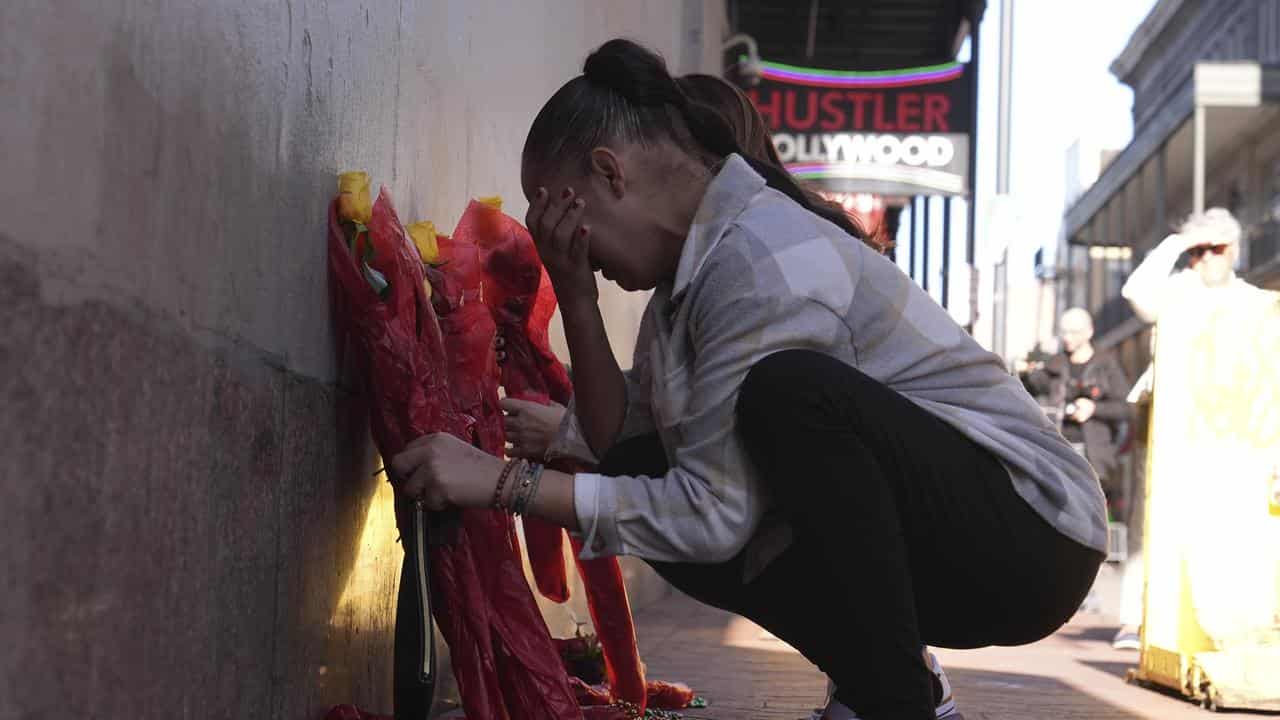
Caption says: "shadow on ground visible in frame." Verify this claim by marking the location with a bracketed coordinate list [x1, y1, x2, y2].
[943, 666, 1145, 719]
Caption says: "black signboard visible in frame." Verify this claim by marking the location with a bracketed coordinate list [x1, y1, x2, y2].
[744, 59, 973, 196]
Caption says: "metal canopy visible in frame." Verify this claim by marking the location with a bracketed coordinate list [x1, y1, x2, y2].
[730, 0, 986, 71]
[1064, 62, 1280, 245]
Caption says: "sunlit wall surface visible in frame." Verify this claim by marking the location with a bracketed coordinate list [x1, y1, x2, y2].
[0, 2, 725, 717]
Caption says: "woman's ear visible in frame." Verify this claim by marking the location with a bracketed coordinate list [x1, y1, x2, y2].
[589, 147, 626, 199]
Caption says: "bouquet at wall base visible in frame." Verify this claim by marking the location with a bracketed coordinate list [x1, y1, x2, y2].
[437, 197, 708, 718]
[453, 198, 648, 711]
[325, 175, 703, 720]
[326, 172, 578, 720]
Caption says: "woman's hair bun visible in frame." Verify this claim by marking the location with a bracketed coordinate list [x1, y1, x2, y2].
[583, 39, 680, 107]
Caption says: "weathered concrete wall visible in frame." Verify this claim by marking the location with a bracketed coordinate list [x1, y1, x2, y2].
[0, 2, 723, 718]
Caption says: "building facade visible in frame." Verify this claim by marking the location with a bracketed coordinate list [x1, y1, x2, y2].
[1060, 0, 1280, 379]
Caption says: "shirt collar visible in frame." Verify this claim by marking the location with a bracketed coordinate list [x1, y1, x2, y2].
[670, 154, 767, 302]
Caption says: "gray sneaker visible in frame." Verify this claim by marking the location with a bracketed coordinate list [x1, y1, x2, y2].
[807, 651, 962, 719]
[1112, 628, 1141, 651]
[927, 651, 963, 719]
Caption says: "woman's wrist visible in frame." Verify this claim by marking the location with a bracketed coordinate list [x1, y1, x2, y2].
[526, 468, 580, 532]
[490, 458, 545, 515]
[485, 458, 578, 532]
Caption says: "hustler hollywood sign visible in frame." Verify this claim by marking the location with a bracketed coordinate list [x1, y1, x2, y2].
[745, 60, 972, 195]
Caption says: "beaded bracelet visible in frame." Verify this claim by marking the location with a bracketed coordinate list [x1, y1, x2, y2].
[502, 459, 530, 511]
[491, 458, 519, 510]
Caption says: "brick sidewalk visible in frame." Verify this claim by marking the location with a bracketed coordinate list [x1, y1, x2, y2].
[635, 589, 1262, 720]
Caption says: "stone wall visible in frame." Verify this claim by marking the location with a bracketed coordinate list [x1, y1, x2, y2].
[0, 2, 724, 717]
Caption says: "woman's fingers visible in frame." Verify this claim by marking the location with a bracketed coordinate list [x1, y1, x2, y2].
[395, 457, 428, 499]
[391, 433, 447, 504]
[420, 486, 449, 511]
[505, 439, 537, 460]
[403, 462, 448, 510]
[525, 187, 549, 239]
[391, 442, 426, 478]
[533, 188, 587, 262]
[396, 464, 448, 510]
[501, 397, 540, 415]
[536, 188, 576, 251]
[525, 186, 597, 301]
[550, 197, 587, 256]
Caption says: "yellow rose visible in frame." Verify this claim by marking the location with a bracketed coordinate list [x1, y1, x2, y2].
[336, 171, 373, 225]
[406, 221, 440, 265]
[478, 196, 503, 211]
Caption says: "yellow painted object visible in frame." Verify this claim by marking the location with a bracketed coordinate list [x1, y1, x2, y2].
[337, 171, 373, 225]
[1133, 283, 1280, 711]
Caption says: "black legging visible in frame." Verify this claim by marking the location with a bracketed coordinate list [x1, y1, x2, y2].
[597, 350, 1103, 720]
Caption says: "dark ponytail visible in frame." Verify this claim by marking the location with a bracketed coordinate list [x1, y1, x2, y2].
[524, 39, 867, 242]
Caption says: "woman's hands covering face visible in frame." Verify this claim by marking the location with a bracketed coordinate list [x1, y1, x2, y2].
[526, 187, 596, 303]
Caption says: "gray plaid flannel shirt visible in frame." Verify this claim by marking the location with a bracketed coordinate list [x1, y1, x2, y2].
[561, 155, 1108, 575]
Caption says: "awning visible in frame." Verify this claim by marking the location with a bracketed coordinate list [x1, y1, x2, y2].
[731, 0, 986, 71]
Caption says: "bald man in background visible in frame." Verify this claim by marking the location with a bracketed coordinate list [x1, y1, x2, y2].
[1025, 308, 1133, 478]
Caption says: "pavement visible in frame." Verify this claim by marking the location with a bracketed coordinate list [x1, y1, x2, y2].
[633, 564, 1271, 720]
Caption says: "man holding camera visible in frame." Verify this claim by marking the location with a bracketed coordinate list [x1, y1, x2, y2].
[1025, 308, 1133, 477]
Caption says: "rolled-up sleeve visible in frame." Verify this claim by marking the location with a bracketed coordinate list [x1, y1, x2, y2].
[545, 394, 599, 464]
[574, 238, 851, 562]
[616, 365, 656, 443]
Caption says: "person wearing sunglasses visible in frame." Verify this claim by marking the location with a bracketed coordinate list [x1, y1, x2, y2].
[1121, 207, 1249, 324]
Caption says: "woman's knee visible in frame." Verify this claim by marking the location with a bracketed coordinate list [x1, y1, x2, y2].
[736, 350, 851, 481]
[596, 433, 669, 477]
[740, 350, 829, 418]
[737, 349, 868, 436]
[645, 559, 746, 614]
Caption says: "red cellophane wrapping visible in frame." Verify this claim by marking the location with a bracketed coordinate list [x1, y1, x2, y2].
[457, 200, 572, 604]
[645, 680, 696, 710]
[455, 200, 649, 712]
[324, 705, 392, 720]
[568, 677, 614, 707]
[327, 188, 578, 720]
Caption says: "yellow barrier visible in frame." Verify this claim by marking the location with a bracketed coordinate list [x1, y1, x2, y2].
[1133, 282, 1280, 711]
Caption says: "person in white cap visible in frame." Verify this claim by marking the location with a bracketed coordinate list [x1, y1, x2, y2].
[1122, 207, 1253, 323]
